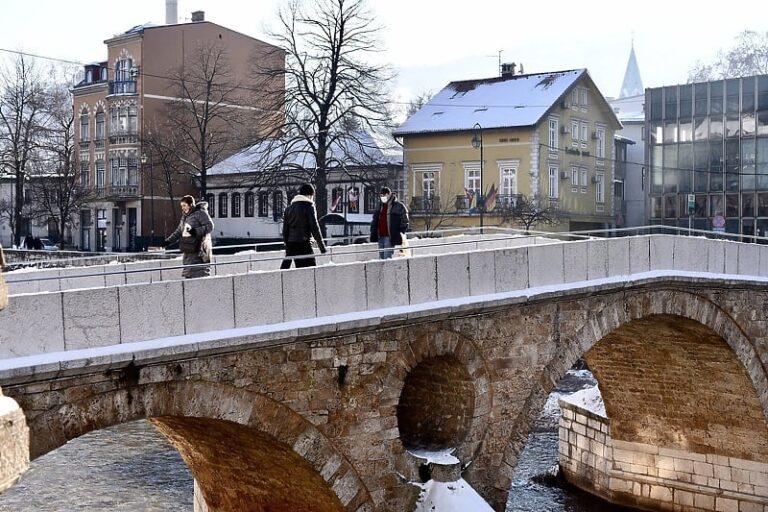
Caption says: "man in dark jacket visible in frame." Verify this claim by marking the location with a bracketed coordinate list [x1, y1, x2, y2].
[370, 186, 409, 259]
[281, 183, 327, 269]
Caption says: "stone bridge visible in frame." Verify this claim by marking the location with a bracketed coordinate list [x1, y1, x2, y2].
[1, 235, 767, 511]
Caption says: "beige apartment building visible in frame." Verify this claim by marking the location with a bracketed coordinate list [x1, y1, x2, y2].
[72, 11, 283, 251]
[393, 67, 622, 232]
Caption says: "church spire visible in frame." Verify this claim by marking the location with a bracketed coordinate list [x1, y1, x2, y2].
[619, 40, 644, 98]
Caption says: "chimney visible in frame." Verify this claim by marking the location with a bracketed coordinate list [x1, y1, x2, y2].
[501, 62, 517, 77]
[165, 0, 178, 24]
[191, 10, 205, 22]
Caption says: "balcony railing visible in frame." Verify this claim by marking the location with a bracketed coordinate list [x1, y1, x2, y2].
[108, 129, 139, 144]
[108, 80, 137, 95]
[110, 185, 140, 198]
[455, 194, 522, 214]
[410, 196, 441, 213]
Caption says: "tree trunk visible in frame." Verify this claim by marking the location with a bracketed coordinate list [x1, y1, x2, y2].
[13, 165, 24, 248]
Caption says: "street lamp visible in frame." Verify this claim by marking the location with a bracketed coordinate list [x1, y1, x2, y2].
[140, 152, 155, 245]
[471, 122, 484, 233]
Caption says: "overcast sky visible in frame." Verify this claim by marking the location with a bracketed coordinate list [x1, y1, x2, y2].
[1, 0, 764, 114]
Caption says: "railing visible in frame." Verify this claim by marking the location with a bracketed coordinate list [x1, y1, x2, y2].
[108, 129, 138, 144]
[410, 196, 441, 213]
[110, 185, 140, 198]
[108, 80, 137, 95]
[456, 194, 522, 214]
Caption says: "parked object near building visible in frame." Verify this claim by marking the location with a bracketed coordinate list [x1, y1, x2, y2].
[646, 74, 768, 238]
[393, 67, 622, 233]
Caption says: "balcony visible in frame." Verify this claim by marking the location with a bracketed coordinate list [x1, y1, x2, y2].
[78, 137, 91, 149]
[410, 196, 441, 213]
[110, 185, 140, 199]
[108, 80, 137, 95]
[108, 129, 139, 144]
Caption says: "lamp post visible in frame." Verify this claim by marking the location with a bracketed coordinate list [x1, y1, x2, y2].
[471, 123, 484, 233]
[140, 152, 155, 245]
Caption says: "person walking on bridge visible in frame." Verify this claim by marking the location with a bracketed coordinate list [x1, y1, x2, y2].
[281, 183, 327, 269]
[370, 186, 409, 259]
[163, 195, 214, 278]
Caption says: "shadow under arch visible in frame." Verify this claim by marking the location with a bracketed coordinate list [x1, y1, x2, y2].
[25, 380, 373, 511]
[532, 289, 768, 462]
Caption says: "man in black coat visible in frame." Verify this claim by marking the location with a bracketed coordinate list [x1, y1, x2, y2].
[281, 183, 327, 269]
[370, 186, 409, 259]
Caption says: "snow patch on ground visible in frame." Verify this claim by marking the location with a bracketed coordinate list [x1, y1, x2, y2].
[414, 479, 494, 512]
[560, 386, 606, 418]
[408, 448, 459, 465]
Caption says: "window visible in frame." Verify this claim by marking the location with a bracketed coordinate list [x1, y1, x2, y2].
[115, 58, 133, 82]
[110, 159, 119, 186]
[128, 106, 137, 133]
[580, 169, 588, 192]
[218, 193, 228, 218]
[348, 186, 360, 214]
[572, 89, 579, 106]
[595, 173, 605, 203]
[127, 158, 138, 186]
[80, 161, 90, 187]
[549, 166, 559, 199]
[258, 192, 269, 217]
[273, 191, 284, 220]
[571, 167, 579, 192]
[205, 194, 215, 217]
[80, 109, 89, 141]
[330, 187, 344, 212]
[244, 192, 254, 217]
[364, 186, 377, 213]
[422, 172, 436, 197]
[579, 88, 588, 107]
[548, 118, 558, 150]
[95, 110, 105, 140]
[501, 166, 517, 196]
[465, 165, 481, 194]
[579, 122, 588, 148]
[96, 160, 105, 189]
[595, 126, 606, 159]
[232, 192, 241, 217]
[571, 120, 579, 146]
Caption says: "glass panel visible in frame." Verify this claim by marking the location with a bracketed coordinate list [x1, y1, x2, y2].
[650, 88, 663, 121]
[726, 79, 740, 113]
[758, 76, 768, 111]
[694, 82, 708, 117]
[663, 145, 678, 193]
[710, 115, 724, 139]
[742, 193, 755, 217]
[725, 139, 740, 191]
[651, 146, 663, 193]
[678, 143, 693, 192]
[710, 81, 723, 115]
[710, 142, 723, 191]
[679, 118, 693, 142]
[726, 115, 740, 138]
[664, 194, 677, 218]
[743, 139, 756, 190]
[758, 219, 768, 239]
[758, 193, 768, 217]
[694, 143, 709, 192]
[679, 85, 692, 118]
[743, 113, 756, 137]
[664, 86, 677, 119]
[650, 196, 662, 218]
[650, 121, 663, 144]
[757, 111, 768, 136]
[742, 77, 755, 113]
[726, 194, 739, 217]
[694, 117, 708, 140]
[725, 218, 739, 234]
[695, 194, 708, 217]
[710, 194, 724, 216]
[664, 122, 678, 143]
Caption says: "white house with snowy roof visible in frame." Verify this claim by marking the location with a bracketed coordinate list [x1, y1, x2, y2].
[204, 132, 403, 243]
[393, 67, 622, 232]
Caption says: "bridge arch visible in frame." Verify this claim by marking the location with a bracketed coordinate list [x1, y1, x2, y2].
[25, 380, 372, 511]
[384, 325, 493, 466]
[527, 288, 768, 462]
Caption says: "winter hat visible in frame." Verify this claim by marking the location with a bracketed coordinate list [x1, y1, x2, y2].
[299, 183, 315, 196]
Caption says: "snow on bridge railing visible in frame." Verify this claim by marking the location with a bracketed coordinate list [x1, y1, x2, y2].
[2, 232, 768, 362]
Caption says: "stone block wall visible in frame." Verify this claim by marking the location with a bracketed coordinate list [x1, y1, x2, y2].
[559, 400, 768, 512]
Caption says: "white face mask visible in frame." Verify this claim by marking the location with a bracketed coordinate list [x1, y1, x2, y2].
[380, 195, 390, 204]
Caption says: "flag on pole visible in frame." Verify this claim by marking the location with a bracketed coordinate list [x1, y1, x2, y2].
[464, 187, 476, 209]
[485, 183, 497, 211]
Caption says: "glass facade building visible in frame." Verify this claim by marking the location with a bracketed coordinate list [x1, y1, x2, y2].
[646, 75, 768, 237]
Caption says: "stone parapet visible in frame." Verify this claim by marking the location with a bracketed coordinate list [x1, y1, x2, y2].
[0, 391, 28, 492]
[559, 399, 768, 512]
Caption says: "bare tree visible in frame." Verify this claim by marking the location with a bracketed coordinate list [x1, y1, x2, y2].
[259, 0, 395, 217]
[500, 194, 561, 233]
[26, 82, 96, 247]
[688, 30, 768, 82]
[0, 53, 47, 247]
[162, 41, 257, 198]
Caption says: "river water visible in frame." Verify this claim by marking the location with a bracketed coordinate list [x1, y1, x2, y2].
[0, 369, 634, 511]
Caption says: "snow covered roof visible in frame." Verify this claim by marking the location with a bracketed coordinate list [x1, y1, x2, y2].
[208, 131, 402, 176]
[609, 93, 645, 123]
[394, 69, 605, 136]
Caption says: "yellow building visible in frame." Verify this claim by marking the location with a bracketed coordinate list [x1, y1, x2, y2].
[393, 68, 622, 232]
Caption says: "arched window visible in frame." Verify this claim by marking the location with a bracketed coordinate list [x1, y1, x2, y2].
[80, 108, 89, 141]
[231, 192, 241, 217]
[244, 192, 255, 217]
[218, 193, 228, 218]
[206, 194, 215, 218]
[95, 108, 105, 141]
